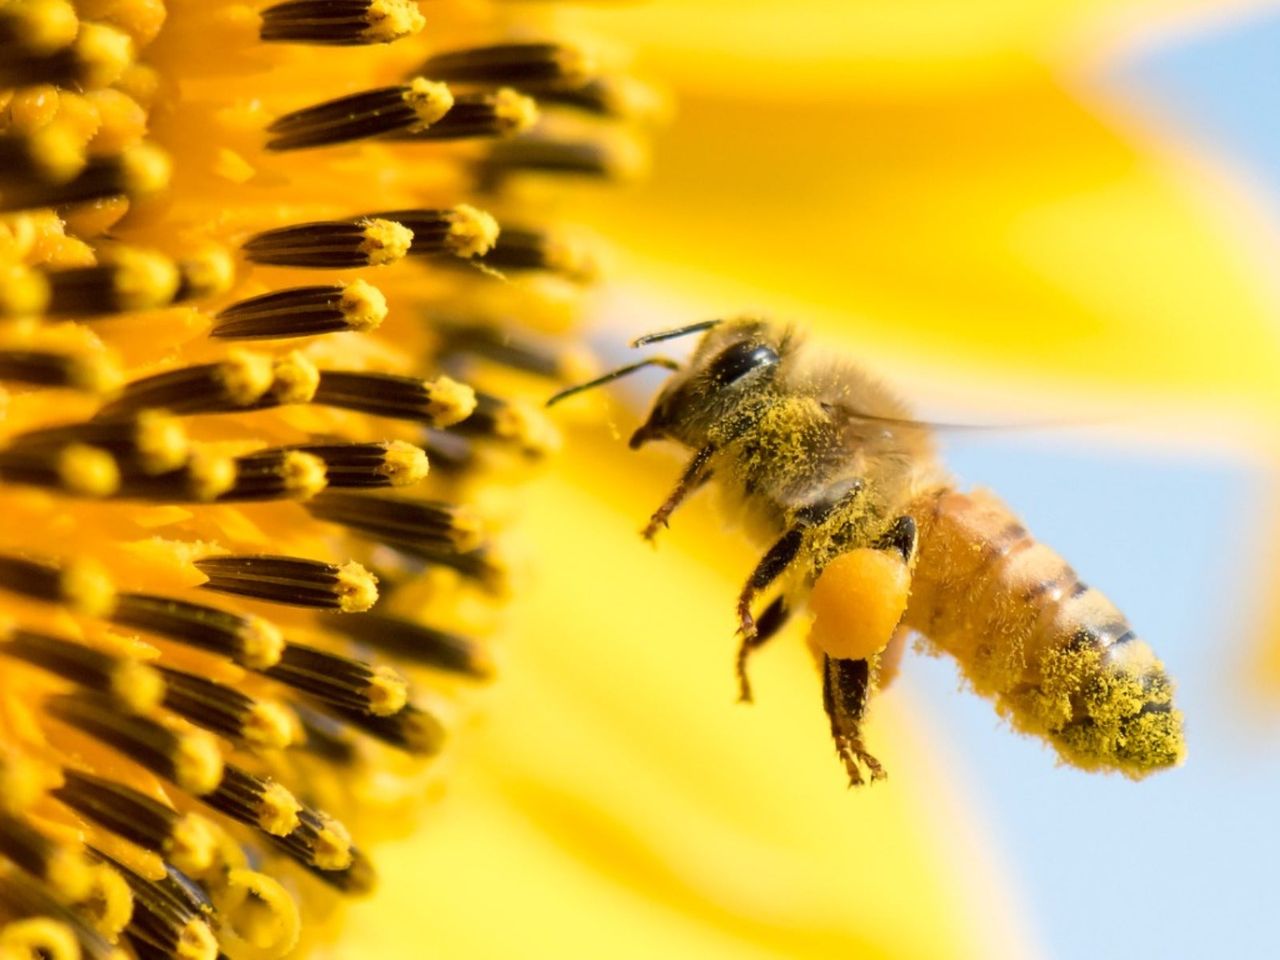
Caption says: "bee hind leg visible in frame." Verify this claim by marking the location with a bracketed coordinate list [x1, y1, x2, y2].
[736, 527, 804, 702]
[822, 654, 886, 786]
[735, 596, 791, 703]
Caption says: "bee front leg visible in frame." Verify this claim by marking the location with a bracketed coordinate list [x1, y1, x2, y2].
[823, 655, 886, 786]
[642, 444, 715, 541]
[735, 528, 804, 702]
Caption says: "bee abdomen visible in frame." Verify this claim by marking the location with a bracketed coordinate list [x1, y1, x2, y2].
[905, 489, 1185, 777]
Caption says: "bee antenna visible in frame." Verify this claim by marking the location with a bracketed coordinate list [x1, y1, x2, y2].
[630, 320, 722, 347]
[545, 357, 680, 407]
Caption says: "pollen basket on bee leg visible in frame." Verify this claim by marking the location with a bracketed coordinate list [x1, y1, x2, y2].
[807, 549, 912, 663]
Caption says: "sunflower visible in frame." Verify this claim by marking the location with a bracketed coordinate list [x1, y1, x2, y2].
[0, 1, 654, 956]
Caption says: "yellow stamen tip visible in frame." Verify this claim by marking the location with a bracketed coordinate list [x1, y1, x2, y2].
[339, 279, 387, 332]
[425, 375, 476, 427]
[29, 124, 86, 183]
[186, 450, 237, 501]
[0, 756, 50, 815]
[446, 204, 499, 259]
[335, 560, 378, 613]
[84, 861, 133, 938]
[358, 218, 413, 266]
[278, 450, 328, 500]
[110, 248, 180, 312]
[173, 731, 225, 796]
[402, 707, 446, 755]
[448, 507, 486, 554]
[45, 847, 94, 902]
[119, 142, 172, 197]
[0, 266, 52, 318]
[491, 87, 539, 136]
[308, 814, 353, 871]
[257, 780, 301, 835]
[0, 919, 80, 960]
[217, 350, 274, 405]
[362, 0, 424, 43]
[167, 813, 217, 875]
[179, 247, 236, 299]
[9, 0, 79, 54]
[70, 353, 124, 396]
[176, 919, 217, 960]
[74, 23, 134, 89]
[110, 659, 165, 712]
[243, 701, 296, 751]
[366, 665, 408, 716]
[378, 440, 429, 486]
[404, 77, 454, 128]
[239, 616, 284, 670]
[269, 352, 320, 404]
[59, 558, 117, 617]
[133, 410, 189, 473]
[57, 443, 120, 496]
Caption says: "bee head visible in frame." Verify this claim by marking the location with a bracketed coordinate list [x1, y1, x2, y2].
[629, 317, 786, 449]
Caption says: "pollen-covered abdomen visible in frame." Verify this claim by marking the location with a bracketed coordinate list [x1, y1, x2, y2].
[903, 489, 1185, 777]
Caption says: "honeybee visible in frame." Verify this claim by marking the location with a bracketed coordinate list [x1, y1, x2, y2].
[549, 317, 1185, 785]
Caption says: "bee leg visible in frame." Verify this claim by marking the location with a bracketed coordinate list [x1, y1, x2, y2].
[735, 596, 792, 703]
[735, 528, 804, 701]
[642, 444, 715, 541]
[822, 655, 886, 786]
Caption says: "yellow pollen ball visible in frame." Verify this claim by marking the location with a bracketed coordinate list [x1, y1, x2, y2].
[807, 549, 912, 662]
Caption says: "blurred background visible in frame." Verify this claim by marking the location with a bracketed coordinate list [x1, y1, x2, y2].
[347, 3, 1280, 958]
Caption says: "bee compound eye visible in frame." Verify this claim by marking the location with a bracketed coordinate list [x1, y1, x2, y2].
[708, 341, 778, 385]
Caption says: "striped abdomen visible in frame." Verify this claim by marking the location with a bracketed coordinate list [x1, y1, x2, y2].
[903, 489, 1184, 777]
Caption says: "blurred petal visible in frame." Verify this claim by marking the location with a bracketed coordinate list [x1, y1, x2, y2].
[580, 1, 1280, 94]
[569, 66, 1280, 402]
